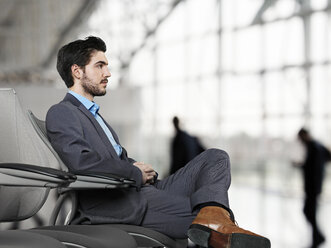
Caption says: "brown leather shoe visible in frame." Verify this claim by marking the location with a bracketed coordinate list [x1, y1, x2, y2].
[187, 206, 271, 248]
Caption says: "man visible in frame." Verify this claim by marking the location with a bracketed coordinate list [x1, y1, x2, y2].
[46, 36, 270, 248]
[170, 116, 205, 174]
[296, 128, 330, 248]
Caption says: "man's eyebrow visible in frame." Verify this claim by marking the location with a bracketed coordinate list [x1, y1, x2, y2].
[95, 61, 108, 65]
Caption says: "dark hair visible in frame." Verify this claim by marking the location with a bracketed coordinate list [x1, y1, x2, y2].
[298, 127, 309, 136]
[56, 36, 107, 88]
[173, 116, 180, 130]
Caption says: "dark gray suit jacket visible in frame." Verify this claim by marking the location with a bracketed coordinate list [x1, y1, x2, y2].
[46, 93, 147, 225]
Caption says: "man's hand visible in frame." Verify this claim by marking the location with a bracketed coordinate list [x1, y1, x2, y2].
[133, 161, 156, 185]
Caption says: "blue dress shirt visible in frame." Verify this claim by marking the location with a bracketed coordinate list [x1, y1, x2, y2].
[68, 90, 123, 157]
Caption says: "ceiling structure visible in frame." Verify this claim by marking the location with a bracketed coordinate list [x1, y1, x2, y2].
[0, 0, 98, 84]
[0, 0, 314, 85]
[0, 0, 184, 85]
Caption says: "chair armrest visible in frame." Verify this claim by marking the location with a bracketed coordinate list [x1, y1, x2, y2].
[0, 163, 76, 188]
[48, 171, 136, 225]
[67, 170, 135, 189]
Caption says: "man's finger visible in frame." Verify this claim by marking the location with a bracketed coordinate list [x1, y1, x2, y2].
[144, 167, 154, 173]
[147, 171, 156, 177]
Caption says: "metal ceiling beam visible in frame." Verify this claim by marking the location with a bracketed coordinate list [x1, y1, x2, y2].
[118, 0, 185, 71]
[41, 0, 99, 68]
[251, 0, 278, 25]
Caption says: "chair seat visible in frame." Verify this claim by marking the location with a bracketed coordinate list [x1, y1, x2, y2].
[31, 225, 137, 248]
[104, 224, 188, 248]
[35, 224, 187, 248]
[0, 230, 66, 248]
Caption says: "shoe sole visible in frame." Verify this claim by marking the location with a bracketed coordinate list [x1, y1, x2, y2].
[188, 224, 271, 248]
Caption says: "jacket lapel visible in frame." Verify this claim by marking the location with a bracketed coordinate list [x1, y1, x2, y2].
[64, 94, 120, 160]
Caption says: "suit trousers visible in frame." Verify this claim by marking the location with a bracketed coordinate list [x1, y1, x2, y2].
[140, 148, 231, 238]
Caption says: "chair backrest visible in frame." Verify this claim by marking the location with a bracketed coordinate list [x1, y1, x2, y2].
[27, 110, 68, 171]
[27, 110, 75, 225]
[0, 88, 53, 222]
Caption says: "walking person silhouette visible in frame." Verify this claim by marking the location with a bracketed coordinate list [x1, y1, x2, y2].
[295, 128, 331, 247]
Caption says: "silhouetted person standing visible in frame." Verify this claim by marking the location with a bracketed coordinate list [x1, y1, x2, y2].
[170, 116, 205, 174]
[297, 128, 331, 248]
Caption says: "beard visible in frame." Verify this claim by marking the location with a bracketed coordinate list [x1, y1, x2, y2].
[81, 74, 107, 97]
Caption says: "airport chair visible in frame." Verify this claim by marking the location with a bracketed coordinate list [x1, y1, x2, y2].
[28, 111, 188, 248]
[0, 88, 137, 248]
[0, 163, 137, 248]
[0, 162, 65, 248]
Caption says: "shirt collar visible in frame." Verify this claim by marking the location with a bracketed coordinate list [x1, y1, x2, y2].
[68, 90, 99, 116]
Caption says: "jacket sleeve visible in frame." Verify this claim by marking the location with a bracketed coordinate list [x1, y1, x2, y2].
[46, 103, 143, 189]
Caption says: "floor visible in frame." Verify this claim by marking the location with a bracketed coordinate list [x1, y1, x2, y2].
[226, 164, 331, 248]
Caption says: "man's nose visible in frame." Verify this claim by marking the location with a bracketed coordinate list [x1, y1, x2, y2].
[104, 68, 111, 78]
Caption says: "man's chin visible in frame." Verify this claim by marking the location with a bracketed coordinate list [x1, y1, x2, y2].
[94, 91, 106, 97]
[93, 88, 107, 97]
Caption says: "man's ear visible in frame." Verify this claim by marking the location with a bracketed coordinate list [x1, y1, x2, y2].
[71, 64, 83, 80]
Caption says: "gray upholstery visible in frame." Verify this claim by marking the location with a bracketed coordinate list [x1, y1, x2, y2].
[0, 88, 51, 222]
[37, 224, 187, 248]
[0, 230, 66, 248]
[29, 226, 137, 248]
[0, 186, 49, 222]
[0, 165, 69, 248]
[112, 224, 188, 248]
[0, 89, 66, 248]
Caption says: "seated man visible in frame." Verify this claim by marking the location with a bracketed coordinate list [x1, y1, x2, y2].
[46, 36, 270, 248]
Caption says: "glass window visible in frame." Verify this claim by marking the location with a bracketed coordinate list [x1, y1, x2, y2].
[156, 3, 186, 43]
[221, 31, 235, 71]
[156, 43, 186, 81]
[310, 12, 328, 63]
[185, 78, 219, 120]
[264, 18, 304, 69]
[186, 77, 220, 135]
[234, 26, 262, 72]
[154, 82, 188, 133]
[283, 18, 304, 65]
[265, 72, 283, 115]
[265, 69, 306, 116]
[265, 117, 304, 139]
[264, 21, 285, 69]
[186, 0, 219, 35]
[263, 0, 297, 21]
[221, 0, 236, 29]
[129, 46, 155, 86]
[311, 65, 330, 115]
[222, 74, 262, 117]
[310, 0, 328, 10]
[311, 117, 331, 144]
[221, 118, 263, 138]
[81, 0, 331, 170]
[233, 0, 264, 27]
[187, 34, 218, 78]
[282, 68, 306, 115]
[221, 74, 262, 137]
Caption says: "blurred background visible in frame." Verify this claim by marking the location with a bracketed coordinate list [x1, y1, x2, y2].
[0, 0, 331, 247]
